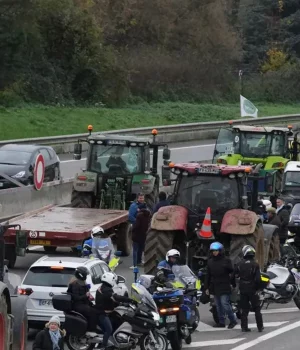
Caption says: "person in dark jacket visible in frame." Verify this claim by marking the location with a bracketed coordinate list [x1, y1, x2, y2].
[153, 191, 169, 213]
[33, 315, 65, 350]
[204, 242, 237, 329]
[266, 207, 281, 227]
[130, 208, 151, 268]
[276, 198, 290, 244]
[234, 245, 264, 332]
[128, 193, 147, 224]
[67, 266, 99, 336]
[95, 272, 137, 350]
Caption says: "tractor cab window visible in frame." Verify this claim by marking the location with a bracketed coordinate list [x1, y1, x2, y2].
[284, 171, 300, 186]
[89, 144, 143, 174]
[237, 132, 285, 158]
[213, 128, 234, 163]
[176, 175, 239, 215]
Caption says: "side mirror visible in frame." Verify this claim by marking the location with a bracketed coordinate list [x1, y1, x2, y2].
[29, 165, 34, 173]
[162, 147, 171, 160]
[74, 143, 82, 160]
[117, 275, 126, 284]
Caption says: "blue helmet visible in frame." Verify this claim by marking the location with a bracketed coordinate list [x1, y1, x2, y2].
[210, 242, 224, 251]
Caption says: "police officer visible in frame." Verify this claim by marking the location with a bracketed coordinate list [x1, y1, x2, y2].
[235, 245, 264, 332]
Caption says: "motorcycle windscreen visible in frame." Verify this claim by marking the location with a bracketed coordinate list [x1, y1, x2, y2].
[92, 237, 115, 260]
[171, 265, 196, 287]
[131, 282, 158, 312]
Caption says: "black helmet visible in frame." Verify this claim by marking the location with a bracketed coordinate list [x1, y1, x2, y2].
[75, 266, 89, 281]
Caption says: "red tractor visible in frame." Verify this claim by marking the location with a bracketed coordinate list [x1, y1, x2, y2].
[144, 162, 280, 275]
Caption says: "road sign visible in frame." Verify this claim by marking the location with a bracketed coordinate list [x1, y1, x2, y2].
[34, 153, 45, 190]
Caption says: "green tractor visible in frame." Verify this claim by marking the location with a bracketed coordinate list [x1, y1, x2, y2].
[212, 124, 296, 197]
[71, 126, 171, 255]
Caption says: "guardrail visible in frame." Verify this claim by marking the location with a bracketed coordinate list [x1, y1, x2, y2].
[1, 114, 300, 150]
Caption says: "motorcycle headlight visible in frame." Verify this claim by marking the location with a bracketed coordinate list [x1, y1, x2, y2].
[151, 311, 160, 321]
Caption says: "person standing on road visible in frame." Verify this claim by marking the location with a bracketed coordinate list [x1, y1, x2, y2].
[153, 191, 169, 213]
[130, 208, 151, 269]
[276, 198, 290, 245]
[204, 242, 237, 329]
[235, 245, 264, 333]
[266, 207, 281, 227]
[32, 315, 65, 350]
[128, 193, 147, 224]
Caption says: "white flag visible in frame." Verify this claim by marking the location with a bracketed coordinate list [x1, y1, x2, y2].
[240, 95, 258, 118]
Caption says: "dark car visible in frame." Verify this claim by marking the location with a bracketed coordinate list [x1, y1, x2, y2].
[0, 144, 60, 189]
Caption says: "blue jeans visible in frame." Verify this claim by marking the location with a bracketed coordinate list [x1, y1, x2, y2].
[99, 314, 113, 347]
[214, 294, 236, 325]
[132, 241, 145, 266]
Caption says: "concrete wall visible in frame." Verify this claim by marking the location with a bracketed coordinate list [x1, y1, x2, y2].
[0, 179, 73, 221]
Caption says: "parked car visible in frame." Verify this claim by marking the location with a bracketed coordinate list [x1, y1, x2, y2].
[0, 144, 60, 189]
[18, 256, 128, 329]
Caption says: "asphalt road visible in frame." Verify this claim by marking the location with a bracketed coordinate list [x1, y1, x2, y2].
[58, 140, 216, 178]
[16, 249, 300, 349]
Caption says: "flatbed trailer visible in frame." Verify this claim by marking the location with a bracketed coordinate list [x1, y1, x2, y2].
[3, 205, 131, 268]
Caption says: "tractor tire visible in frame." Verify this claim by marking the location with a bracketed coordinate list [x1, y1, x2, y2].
[0, 292, 10, 350]
[144, 229, 174, 275]
[268, 231, 280, 263]
[71, 190, 94, 208]
[145, 186, 159, 210]
[11, 295, 28, 350]
[116, 222, 132, 256]
[5, 245, 16, 269]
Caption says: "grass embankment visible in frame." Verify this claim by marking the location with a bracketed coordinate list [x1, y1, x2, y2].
[1, 102, 300, 140]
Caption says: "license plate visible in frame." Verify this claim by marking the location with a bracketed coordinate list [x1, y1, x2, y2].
[166, 315, 177, 323]
[39, 299, 52, 306]
[30, 240, 51, 245]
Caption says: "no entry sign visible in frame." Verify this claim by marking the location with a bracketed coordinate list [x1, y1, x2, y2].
[34, 153, 45, 190]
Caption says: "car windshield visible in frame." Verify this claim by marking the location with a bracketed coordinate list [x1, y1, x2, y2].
[132, 283, 158, 311]
[235, 132, 285, 158]
[0, 150, 31, 165]
[176, 175, 239, 215]
[284, 171, 300, 186]
[22, 266, 75, 287]
[171, 265, 196, 286]
[89, 144, 143, 174]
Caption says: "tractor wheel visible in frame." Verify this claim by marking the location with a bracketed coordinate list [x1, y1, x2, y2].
[268, 231, 280, 263]
[11, 295, 28, 350]
[116, 222, 132, 256]
[70, 190, 94, 208]
[144, 229, 174, 275]
[145, 186, 159, 210]
[0, 293, 10, 350]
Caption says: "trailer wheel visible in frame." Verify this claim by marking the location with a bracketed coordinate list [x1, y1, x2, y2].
[44, 246, 57, 253]
[0, 293, 10, 350]
[10, 295, 28, 350]
[144, 229, 174, 275]
[116, 223, 132, 256]
[71, 190, 94, 208]
[4, 245, 16, 269]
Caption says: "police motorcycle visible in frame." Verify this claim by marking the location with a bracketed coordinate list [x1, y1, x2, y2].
[133, 265, 201, 350]
[52, 284, 167, 350]
[261, 255, 300, 309]
[284, 203, 300, 256]
[80, 226, 121, 271]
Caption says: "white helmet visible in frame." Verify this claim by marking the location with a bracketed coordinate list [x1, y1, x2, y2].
[91, 226, 104, 238]
[262, 200, 272, 210]
[101, 272, 117, 287]
[166, 249, 180, 262]
[242, 245, 255, 257]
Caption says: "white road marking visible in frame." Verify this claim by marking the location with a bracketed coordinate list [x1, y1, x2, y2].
[196, 321, 288, 332]
[258, 307, 300, 314]
[60, 143, 215, 164]
[182, 338, 245, 348]
[230, 320, 300, 350]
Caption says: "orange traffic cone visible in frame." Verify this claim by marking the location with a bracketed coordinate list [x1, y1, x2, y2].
[198, 207, 214, 239]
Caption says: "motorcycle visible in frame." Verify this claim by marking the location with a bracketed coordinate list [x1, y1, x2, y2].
[52, 285, 168, 350]
[262, 258, 300, 309]
[134, 265, 201, 350]
[81, 236, 121, 271]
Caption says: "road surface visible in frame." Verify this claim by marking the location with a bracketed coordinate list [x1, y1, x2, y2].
[58, 140, 216, 179]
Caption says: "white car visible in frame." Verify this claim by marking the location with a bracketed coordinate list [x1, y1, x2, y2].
[18, 256, 128, 329]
